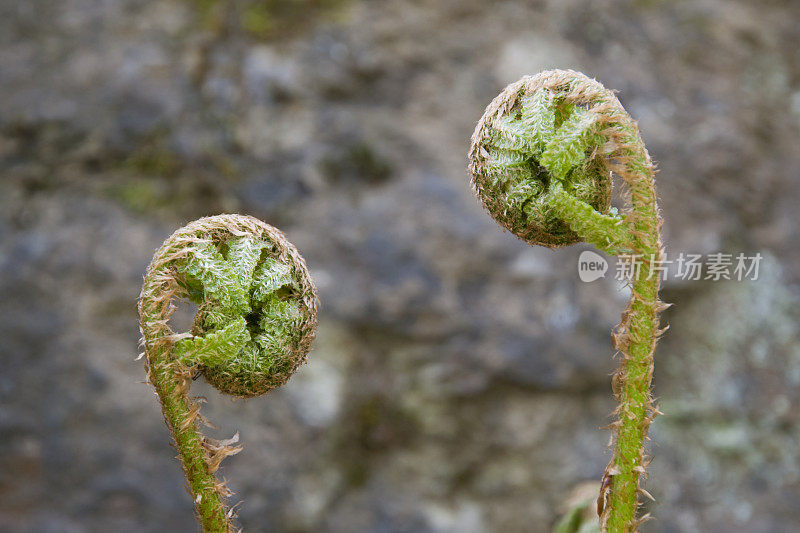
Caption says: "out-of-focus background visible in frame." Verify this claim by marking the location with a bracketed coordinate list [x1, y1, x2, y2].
[2, 0, 799, 531]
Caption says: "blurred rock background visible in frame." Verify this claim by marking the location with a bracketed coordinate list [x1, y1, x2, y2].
[2, 0, 799, 531]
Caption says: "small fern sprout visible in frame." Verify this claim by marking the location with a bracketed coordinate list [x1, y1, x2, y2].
[138, 214, 318, 532]
[469, 70, 666, 532]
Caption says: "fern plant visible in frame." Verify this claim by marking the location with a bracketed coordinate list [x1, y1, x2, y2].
[469, 70, 666, 532]
[138, 214, 318, 532]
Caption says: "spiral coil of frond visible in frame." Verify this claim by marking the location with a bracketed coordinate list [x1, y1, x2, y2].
[469, 70, 665, 532]
[138, 214, 318, 532]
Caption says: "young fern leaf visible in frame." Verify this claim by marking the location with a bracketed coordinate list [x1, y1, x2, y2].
[490, 115, 541, 154]
[469, 70, 665, 532]
[225, 236, 267, 293]
[540, 107, 603, 181]
[173, 315, 250, 368]
[138, 214, 319, 532]
[520, 88, 557, 151]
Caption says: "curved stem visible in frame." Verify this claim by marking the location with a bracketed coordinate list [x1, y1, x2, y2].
[544, 119, 661, 533]
[559, 181, 661, 532]
[605, 155, 661, 532]
[149, 350, 230, 533]
[552, 91, 662, 533]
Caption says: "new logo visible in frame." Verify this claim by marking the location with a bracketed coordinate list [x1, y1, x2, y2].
[578, 250, 608, 282]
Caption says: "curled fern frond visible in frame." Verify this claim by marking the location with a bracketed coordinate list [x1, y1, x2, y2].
[469, 70, 665, 532]
[469, 70, 639, 253]
[138, 214, 318, 532]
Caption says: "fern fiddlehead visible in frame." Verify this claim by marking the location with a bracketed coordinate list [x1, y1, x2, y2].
[469, 70, 665, 532]
[138, 214, 318, 532]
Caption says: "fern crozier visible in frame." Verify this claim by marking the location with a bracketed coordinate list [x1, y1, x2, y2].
[469, 70, 665, 533]
[138, 214, 319, 532]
